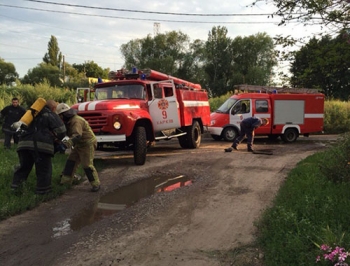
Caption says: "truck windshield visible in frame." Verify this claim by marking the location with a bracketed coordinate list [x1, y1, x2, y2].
[94, 85, 145, 100]
[215, 98, 237, 113]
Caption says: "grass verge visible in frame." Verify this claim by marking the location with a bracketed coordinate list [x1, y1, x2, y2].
[0, 146, 101, 221]
[256, 134, 350, 265]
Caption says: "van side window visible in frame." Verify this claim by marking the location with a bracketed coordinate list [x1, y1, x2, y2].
[232, 100, 250, 115]
[256, 100, 268, 113]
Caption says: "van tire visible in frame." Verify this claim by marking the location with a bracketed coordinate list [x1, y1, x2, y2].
[134, 126, 147, 165]
[222, 127, 238, 142]
[281, 128, 298, 143]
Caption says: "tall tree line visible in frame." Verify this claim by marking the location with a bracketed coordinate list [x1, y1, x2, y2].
[290, 31, 350, 100]
[121, 26, 277, 97]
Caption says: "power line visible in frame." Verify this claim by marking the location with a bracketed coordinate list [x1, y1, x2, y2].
[0, 4, 279, 24]
[3, 57, 40, 60]
[23, 0, 277, 17]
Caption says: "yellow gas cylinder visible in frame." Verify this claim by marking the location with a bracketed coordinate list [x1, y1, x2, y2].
[20, 98, 47, 127]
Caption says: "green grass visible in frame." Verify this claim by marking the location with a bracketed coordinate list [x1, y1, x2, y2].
[256, 134, 350, 265]
[0, 146, 93, 221]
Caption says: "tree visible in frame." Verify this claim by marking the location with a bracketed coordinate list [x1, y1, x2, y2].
[231, 32, 277, 86]
[63, 63, 89, 89]
[253, 0, 350, 83]
[177, 39, 207, 84]
[22, 63, 62, 87]
[203, 26, 235, 96]
[290, 32, 350, 100]
[253, 0, 350, 33]
[0, 58, 19, 85]
[120, 31, 191, 76]
[203, 27, 277, 96]
[72, 61, 109, 79]
[43, 35, 62, 68]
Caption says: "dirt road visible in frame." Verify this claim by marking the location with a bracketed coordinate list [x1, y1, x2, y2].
[0, 135, 337, 266]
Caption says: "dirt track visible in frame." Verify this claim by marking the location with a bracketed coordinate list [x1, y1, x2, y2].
[0, 135, 337, 266]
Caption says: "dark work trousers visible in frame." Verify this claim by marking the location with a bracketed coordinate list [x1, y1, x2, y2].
[3, 128, 19, 149]
[233, 122, 255, 149]
[12, 150, 53, 193]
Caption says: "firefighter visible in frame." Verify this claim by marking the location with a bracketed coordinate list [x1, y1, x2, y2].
[11, 100, 66, 194]
[56, 103, 101, 192]
[225, 117, 269, 152]
[0, 97, 26, 149]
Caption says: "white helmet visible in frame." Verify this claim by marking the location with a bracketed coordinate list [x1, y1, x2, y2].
[56, 103, 70, 114]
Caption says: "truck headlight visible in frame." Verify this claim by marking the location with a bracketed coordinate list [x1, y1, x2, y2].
[113, 121, 121, 130]
[210, 120, 216, 126]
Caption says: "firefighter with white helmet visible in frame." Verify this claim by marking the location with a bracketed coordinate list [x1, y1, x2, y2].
[56, 103, 101, 192]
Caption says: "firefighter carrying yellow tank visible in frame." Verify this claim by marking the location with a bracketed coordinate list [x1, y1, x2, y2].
[11, 98, 47, 131]
[56, 103, 101, 192]
[11, 100, 67, 194]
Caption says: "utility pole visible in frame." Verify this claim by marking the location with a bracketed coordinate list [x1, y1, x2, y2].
[62, 55, 65, 83]
[154, 22, 160, 36]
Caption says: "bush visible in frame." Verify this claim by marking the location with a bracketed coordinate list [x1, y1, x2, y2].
[324, 100, 350, 134]
[208, 92, 233, 112]
[318, 132, 350, 183]
[0, 81, 76, 110]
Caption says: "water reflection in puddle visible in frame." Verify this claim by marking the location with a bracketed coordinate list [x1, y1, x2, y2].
[53, 174, 191, 238]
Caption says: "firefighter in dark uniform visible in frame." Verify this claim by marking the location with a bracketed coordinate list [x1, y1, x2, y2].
[11, 100, 66, 194]
[56, 103, 101, 192]
[0, 97, 26, 149]
[225, 117, 269, 152]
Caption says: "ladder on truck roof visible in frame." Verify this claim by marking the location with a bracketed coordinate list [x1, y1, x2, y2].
[234, 84, 321, 94]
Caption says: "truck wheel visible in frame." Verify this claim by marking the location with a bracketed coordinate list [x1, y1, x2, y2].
[187, 121, 201, 149]
[281, 128, 299, 143]
[178, 135, 189, 148]
[222, 127, 237, 142]
[211, 134, 222, 141]
[134, 126, 147, 165]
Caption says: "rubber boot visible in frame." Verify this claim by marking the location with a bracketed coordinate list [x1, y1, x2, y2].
[247, 144, 254, 152]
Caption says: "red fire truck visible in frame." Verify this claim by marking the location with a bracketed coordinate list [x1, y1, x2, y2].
[72, 68, 211, 165]
[208, 85, 324, 142]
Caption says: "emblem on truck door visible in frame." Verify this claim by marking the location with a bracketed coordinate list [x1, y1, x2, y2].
[157, 99, 169, 110]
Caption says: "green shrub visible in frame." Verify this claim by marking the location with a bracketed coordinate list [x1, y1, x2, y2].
[0, 82, 76, 110]
[208, 92, 233, 112]
[324, 100, 350, 134]
[318, 132, 350, 182]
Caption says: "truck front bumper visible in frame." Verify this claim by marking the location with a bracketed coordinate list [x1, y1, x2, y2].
[95, 135, 126, 142]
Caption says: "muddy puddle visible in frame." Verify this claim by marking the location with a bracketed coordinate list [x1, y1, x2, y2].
[53, 174, 192, 238]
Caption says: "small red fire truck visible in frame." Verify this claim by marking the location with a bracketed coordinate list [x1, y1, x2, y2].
[72, 68, 211, 165]
[208, 85, 324, 142]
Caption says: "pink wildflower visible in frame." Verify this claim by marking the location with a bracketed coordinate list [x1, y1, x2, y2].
[321, 244, 330, 251]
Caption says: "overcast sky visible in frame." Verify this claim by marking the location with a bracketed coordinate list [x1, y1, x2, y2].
[0, 0, 323, 78]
